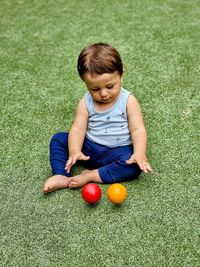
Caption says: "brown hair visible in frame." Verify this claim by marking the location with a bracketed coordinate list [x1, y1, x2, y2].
[77, 43, 123, 79]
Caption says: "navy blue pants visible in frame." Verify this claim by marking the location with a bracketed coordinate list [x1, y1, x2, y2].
[50, 132, 141, 183]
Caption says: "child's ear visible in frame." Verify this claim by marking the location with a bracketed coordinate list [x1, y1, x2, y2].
[121, 69, 126, 82]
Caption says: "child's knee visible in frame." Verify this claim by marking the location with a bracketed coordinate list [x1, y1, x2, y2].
[98, 161, 141, 183]
[124, 164, 142, 181]
[50, 132, 69, 146]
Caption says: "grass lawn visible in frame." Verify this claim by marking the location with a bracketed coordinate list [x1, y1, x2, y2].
[0, 0, 200, 266]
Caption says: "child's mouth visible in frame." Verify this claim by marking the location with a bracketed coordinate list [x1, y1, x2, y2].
[101, 98, 110, 102]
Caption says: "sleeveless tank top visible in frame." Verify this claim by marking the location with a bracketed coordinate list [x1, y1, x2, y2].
[85, 88, 132, 148]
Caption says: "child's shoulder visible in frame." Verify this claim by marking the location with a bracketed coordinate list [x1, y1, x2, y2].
[121, 87, 132, 97]
[121, 87, 138, 100]
[74, 97, 89, 118]
[121, 87, 130, 93]
[120, 87, 133, 103]
[76, 96, 87, 110]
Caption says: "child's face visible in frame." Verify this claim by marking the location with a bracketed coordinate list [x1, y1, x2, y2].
[83, 71, 123, 105]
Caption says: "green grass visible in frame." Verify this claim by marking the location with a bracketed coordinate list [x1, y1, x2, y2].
[0, 0, 200, 266]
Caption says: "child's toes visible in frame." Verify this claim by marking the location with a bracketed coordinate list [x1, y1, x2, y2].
[69, 182, 78, 188]
[43, 188, 47, 194]
[43, 184, 49, 193]
[69, 177, 80, 188]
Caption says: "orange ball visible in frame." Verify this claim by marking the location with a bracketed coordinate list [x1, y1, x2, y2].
[107, 183, 128, 204]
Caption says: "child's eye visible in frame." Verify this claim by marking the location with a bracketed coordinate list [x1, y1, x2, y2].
[107, 85, 114, 89]
[91, 88, 100, 91]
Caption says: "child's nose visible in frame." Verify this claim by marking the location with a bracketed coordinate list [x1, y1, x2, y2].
[100, 89, 108, 97]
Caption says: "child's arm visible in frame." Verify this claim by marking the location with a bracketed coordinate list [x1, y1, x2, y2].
[126, 95, 153, 173]
[65, 97, 89, 173]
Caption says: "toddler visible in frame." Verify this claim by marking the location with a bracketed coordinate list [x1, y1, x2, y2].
[43, 43, 152, 194]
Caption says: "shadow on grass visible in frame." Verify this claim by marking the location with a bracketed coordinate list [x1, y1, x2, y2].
[83, 202, 101, 209]
[109, 202, 128, 212]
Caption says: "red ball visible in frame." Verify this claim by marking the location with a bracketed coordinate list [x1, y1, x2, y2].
[81, 183, 102, 204]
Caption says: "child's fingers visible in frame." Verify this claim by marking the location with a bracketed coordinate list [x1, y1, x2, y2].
[141, 162, 153, 173]
[65, 158, 72, 168]
[144, 162, 153, 173]
[147, 163, 153, 173]
[80, 155, 90, 161]
[65, 157, 76, 172]
[126, 156, 136, 164]
[65, 163, 71, 173]
[126, 156, 153, 173]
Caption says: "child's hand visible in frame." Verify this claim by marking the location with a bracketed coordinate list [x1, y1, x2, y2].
[126, 153, 153, 173]
[65, 151, 90, 173]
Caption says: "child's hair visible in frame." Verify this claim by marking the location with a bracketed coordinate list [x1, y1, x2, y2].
[77, 43, 123, 79]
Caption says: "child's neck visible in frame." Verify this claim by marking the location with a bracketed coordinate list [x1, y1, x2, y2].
[93, 99, 116, 112]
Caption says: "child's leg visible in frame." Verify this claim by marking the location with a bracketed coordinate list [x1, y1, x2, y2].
[68, 138, 105, 188]
[49, 132, 71, 177]
[69, 160, 140, 188]
[43, 132, 71, 194]
[98, 160, 141, 184]
[98, 146, 142, 183]
[69, 143, 141, 188]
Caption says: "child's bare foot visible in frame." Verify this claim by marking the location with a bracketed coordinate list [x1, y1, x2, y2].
[43, 175, 71, 194]
[69, 169, 102, 189]
[80, 169, 90, 175]
[69, 175, 90, 188]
